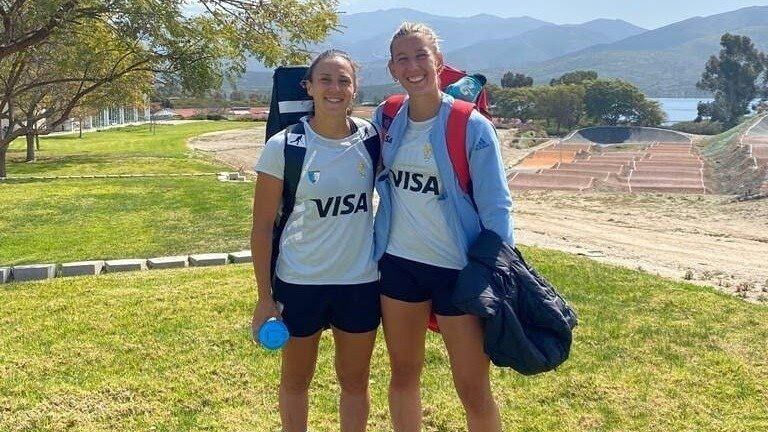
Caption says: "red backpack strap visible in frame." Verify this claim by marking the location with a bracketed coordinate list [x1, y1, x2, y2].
[446, 99, 475, 195]
[381, 94, 406, 132]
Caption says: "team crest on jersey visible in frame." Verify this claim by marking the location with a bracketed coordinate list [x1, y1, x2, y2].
[423, 143, 433, 163]
[307, 170, 320, 184]
[384, 133, 392, 143]
[358, 161, 367, 178]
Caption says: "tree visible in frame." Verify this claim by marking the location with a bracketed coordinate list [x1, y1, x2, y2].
[3, 20, 153, 164]
[489, 86, 536, 121]
[0, 0, 82, 58]
[696, 33, 766, 128]
[550, 70, 598, 86]
[695, 101, 713, 122]
[0, 0, 339, 177]
[535, 85, 585, 132]
[584, 79, 645, 125]
[632, 99, 666, 127]
[501, 72, 533, 88]
[583, 79, 665, 127]
[762, 55, 768, 100]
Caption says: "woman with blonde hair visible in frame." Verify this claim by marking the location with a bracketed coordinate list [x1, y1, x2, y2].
[373, 23, 514, 432]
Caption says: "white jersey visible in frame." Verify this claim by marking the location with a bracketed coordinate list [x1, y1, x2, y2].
[255, 117, 378, 285]
[386, 117, 464, 269]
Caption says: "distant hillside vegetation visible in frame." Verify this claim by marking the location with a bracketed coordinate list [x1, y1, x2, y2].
[448, 20, 645, 70]
[240, 8, 645, 91]
[702, 115, 768, 196]
[238, 6, 768, 98]
[518, 6, 768, 96]
[329, 9, 551, 64]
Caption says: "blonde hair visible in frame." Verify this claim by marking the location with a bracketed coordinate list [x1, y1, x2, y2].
[389, 22, 442, 56]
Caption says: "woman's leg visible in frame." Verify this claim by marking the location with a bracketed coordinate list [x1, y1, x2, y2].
[381, 295, 431, 432]
[332, 327, 377, 432]
[436, 314, 502, 432]
[280, 331, 322, 432]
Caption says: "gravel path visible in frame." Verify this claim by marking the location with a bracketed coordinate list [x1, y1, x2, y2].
[189, 125, 768, 302]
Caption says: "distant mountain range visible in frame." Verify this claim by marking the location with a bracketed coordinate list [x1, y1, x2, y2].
[448, 19, 645, 70]
[238, 6, 768, 98]
[518, 6, 768, 97]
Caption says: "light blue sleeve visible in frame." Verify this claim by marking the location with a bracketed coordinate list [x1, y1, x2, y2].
[372, 103, 384, 127]
[254, 130, 286, 180]
[466, 112, 515, 244]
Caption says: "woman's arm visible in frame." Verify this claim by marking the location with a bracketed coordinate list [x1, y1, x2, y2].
[466, 113, 515, 243]
[250, 172, 284, 334]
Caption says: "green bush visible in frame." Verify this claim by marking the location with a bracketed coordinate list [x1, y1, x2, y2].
[671, 120, 723, 135]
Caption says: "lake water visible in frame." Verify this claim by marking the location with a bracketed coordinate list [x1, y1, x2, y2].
[651, 98, 713, 124]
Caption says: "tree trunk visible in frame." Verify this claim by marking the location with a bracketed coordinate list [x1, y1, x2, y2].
[35, 134, 40, 150]
[25, 133, 35, 162]
[79, 117, 83, 138]
[0, 145, 7, 178]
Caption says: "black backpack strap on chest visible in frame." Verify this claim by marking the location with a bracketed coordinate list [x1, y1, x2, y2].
[270, 122, 307, 283]
[351, 118, 382, 175]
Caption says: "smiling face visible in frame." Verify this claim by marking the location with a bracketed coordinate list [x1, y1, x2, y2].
[389, 34, 444, 98]
[305, 56, 357, 117]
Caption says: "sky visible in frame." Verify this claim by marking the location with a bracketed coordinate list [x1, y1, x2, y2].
[340, 0, 768, 29]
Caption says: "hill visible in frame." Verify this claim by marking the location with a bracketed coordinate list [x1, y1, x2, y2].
[448, 19, 645, 70]
[241, 8, 645, 89]
[245, 8, 552, 71]
[239, 6, 768, 97]
[518, 6, 768, 96]
[329, 8, 551, 64]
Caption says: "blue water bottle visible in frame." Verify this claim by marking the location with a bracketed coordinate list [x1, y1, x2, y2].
[445, 74, 487, 103]
[257, 318, 290, 350]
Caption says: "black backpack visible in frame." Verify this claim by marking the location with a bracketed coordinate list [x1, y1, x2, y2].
[266, 66, 314, 141]
[265, 66, 381, 282]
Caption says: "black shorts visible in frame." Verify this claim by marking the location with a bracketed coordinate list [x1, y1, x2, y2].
[378, 253, 465, 317]
[272, 278, 381, 338]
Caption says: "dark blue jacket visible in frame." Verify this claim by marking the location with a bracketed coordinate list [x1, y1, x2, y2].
[452, 230, 578, 375]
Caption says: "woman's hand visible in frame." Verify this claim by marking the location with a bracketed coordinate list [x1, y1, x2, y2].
[251, 298, 281, 343]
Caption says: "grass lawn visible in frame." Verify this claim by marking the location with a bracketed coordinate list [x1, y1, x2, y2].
[1, 247, 766, 431]
[1, 122, 258, 266]
[5, 121, 254, 176]
[0, 177, 253, 266]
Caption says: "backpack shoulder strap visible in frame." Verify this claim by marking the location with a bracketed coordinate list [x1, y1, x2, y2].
[270, 122, 307, 282]
[351, 117, 381, 171]
[446, 99, 475, 195]
[281, 122, 307, 217]
[381, 94, 406, 132]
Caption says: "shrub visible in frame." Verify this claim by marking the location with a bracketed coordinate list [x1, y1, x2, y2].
[671, 120, 723, 135]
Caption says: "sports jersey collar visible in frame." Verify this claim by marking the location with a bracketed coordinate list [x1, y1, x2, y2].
[300, 115, 363, 147]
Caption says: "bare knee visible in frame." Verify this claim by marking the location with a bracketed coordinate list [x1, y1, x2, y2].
[390, 361, 422, 390]
[281, 373, 313, 395]
[455, 380, 496, 415]
[337, 371, 370, 395]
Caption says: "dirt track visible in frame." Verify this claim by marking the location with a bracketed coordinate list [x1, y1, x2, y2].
[190, 126, 768, 302]
[514, 191, 768, 301]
